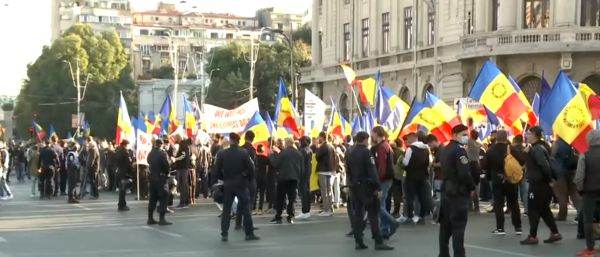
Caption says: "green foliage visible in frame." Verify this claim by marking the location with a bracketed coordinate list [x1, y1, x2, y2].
[205, 41, 311, 113]
[150, 66, 174, 79]
[292, 24, 311, 45]
[14, 24, 134, 139]
[1, 103, 14, 112]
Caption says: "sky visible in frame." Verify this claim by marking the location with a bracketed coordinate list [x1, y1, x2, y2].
[0, 0, 311, 97]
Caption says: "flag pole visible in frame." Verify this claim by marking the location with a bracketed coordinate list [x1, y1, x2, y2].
[399, 96, 417, 134]
[350, 83, 363, 117]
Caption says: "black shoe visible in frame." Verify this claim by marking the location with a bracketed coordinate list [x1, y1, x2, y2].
[270, 218, 282, 224]
[375, 243, 394, 251]
[118, 206, 130, 211]
[543, 233, 562, 244]
[520, 236, 539, 245]
[388, 222, 400, 237]
[60, 192, 67, 196]
[577, 234, 585, 239]
[221, 235, 228, 242]
[245, 234, 260, 241]
[355, 242, 368, 250]
[158, 219, 172, 226]
[147, 219, 158, 225]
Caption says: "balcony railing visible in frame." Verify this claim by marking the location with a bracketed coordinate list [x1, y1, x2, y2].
[460, 27, 600, 58]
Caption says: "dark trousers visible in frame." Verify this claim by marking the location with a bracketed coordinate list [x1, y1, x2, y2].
[189, 169, 196, 204]
[39, 167, 55, 198]
[274, 180, 298, 219]
[351, 192, 383, 244]
[148, 179, 168, 220]
[88, 171, 99, 198]
[386, 179, 403, 215]
[582, 194, 600, 250]
[266, 173, 276, 209]
[67, 168, 79, 200]
[59, 168, 67, 194]
[492, 182, 521, 230]
[527, 182, 559, 237]
[107, 167, 116, 191]
[254, 175, 267, 210]
[552, 175, 581, 220]
[197, 169, 209, 199]
[118, 177, 129, 208]
[405, 178, 431, 218]
[439, 196, 469, 257]
[138, 166, 149, 200]
[299, 177, 311, 214]
[176, 169, 190, 206]
[52, 168, 60, 195]
[221, 186, 254, 236]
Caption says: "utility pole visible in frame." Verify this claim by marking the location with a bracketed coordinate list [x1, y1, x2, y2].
[64, 59, 90, 135]
[167, 34, 180, 114]
[246, 36, 260, 101]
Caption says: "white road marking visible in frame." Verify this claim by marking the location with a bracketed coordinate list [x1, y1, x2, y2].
[466, 244, 540, 257]
[141, 226, 184, 238]
[74, 204, 92, 211]
[0, 236, 6, 243]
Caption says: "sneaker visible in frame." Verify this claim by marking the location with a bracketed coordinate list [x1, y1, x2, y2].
[166, 208, 175, 214]
[318, 211, 333, 217]
[374, 243, 394, 251]
[221, 235, 228, 242]
[576, 249, 598, 257]
[269, 218, 282, 224]
[4, 195, 13, 200]
[412, 216, 421, 224]
[492, 229, 506, 235]
[543, 233, 562, 244]
[297, 212, 311, 220]
[287, 217, 295, 224]
[147, 219, 158, 225]
[118, 206, 130, 211]
[30, 194, 36, 198]
[355, 242, 368, 250]
[520, 236, 539, 245]
[515, 228, 523, 235]
[395, 215, 408, 223]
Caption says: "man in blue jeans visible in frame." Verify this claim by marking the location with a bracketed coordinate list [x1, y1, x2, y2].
[370, 126, 400, 239]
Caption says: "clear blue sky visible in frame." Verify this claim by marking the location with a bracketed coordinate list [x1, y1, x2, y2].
[0, 0, 311, 96]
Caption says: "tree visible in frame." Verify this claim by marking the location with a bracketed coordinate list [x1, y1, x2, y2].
[14, 24, 134, 139]
[292, 24, 311, 45]
[205, 41, 311, 113]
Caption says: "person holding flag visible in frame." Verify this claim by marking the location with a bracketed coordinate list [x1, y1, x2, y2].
[275, 79, 301, 137]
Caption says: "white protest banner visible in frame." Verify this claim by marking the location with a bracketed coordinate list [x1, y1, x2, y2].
[202, 98, 260, 134]
[304, 89, 327, 137]
[135, 130, 153, 165]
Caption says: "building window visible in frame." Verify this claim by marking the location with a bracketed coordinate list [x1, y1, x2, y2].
[382, 12, 391, 53]
[226, 33, 233, 39]
[404, 7, 413, 49]
[492, 0, 499, 30]
[466, 11, 473, 34]
[140, 29, 149, 36]
[361, 18, 369, 57]
[142, 59, 152, 74]
[427, 9, 435, 45]
[318, 31, 323, 63]
[211, 32, 218, 39]
[278, 23, 284, 30]
[343, 23, 351, 61]
[140, 45, 151, 56]
[154, 17, 159, 21]
[581, 0, 600, 26]
[523, 0, 550, 29]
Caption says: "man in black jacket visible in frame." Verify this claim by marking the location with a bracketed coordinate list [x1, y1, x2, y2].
[484, 130, 522, 235]
[439, 125, 474, 257]
[315, 132, 336, 216]
[38, 140, 58, 199]
[147, 139, 172, 226]
[269, 138, 304, 224]
[521, 126, 562, 245]
[237, 131, 258, 230]
[115, 140, 133, 211]
[574, 130, 600, 257]
[348, 132, 394, 251]
[85, 138, 100, 200]
[173, 135, 193, 208]
[214, 133, 259, 242]
[401, 132, 431, 224]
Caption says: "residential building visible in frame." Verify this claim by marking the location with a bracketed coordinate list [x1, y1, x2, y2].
[256, 7, 304, 33]
[51, 0, 132, 48]
[301, 0, 600, 118]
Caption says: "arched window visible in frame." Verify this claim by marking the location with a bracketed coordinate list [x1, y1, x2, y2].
[518, 76, 541, 102]
[422, 83, 434, 101]
[339, 93, 349, 119]
[583, 74, 600, 93]
[398, 87, 411, 102]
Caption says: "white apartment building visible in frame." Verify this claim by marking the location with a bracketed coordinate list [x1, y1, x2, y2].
[301, 0, 600, 118]
[51, 0, 133, 48]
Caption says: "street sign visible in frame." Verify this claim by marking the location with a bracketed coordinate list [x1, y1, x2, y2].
[71, 113, 85, 128]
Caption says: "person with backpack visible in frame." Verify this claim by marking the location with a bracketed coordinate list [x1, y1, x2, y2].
[483, 130, 522, 235]
[551, 137, 582, 221]
[65, 141, 80, 204]
[521, 126, 562, 245]
[401, 131, 431, 225]
[371, 126, 400, 238]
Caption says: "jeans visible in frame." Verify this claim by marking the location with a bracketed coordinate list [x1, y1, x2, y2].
[318, 173, 333, 213]
[221, 186, 254, 236]
[0, 176, 11, 197]
[31, 176, 38, 195]
[519, 180, 529, 212]
[16, 162, 25, 182]
[379, 180, 397, 234]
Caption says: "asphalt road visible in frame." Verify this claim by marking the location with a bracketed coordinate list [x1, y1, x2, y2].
[0, 180, 586, 257]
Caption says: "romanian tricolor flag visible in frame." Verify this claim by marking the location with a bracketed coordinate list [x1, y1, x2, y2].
[115, 92, 134, 145]
[183, 97, 197, 139]
[263, 111, 276, 137]
[241, 111, 271, 152]
[328, 99, 351, 139]
[144, 112, 155, 134]
[32, 121, 46, 141]
[578, 83, 600, 120]
[402, 94, 460, 143]
[539, 71, 593, 153]
[340, 64, 377, 106]
[470, 60, 530, 134]
[341, 64, 357, 84]
[508, 76, 538, 127]
[274, 78, 301, 137]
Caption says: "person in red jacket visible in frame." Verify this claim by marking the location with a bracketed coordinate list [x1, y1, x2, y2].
[370, 126, 400, 239]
